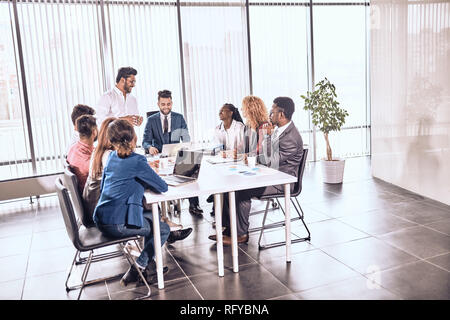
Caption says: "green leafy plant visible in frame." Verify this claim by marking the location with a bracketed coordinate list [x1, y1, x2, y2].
[301, 78, 349, 161]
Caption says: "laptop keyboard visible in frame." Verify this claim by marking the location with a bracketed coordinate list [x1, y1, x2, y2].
[163, 175, 194, 184]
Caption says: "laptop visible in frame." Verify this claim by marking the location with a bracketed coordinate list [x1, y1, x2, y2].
[161, 142, 191, 157]
[162, 150, 203, 186]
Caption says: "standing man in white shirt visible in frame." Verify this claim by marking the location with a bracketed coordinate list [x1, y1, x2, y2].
[96, 66, 143, 127]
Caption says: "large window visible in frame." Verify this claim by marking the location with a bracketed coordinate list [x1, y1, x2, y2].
[107, 1, 182, 144]
[16, 0, 104, 175]
[313, 5, 370, 159]
[180, 2, 250, 142]
[0, 2, 32, 179]
[0, 0, 371, 182]
[250, 4, 310, 148]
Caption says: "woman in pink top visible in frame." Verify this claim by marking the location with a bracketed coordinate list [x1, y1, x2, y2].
[67, 115, 98, 193]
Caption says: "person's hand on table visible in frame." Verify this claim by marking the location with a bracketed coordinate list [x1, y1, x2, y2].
[149, 146, 159, 156]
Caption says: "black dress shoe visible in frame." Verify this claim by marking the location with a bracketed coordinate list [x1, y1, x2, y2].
[189, 205, 204, 218]
[120, 265, 144, 287]
[138, 261, 169, 284]
[167, 228, 193, 244]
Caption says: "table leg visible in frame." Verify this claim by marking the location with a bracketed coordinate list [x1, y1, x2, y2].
[228, 191, 239, 273]
[214, 193, 224, 277]
[161, 201, 167, 218]
[151, 202, 164, 289]
[284, 184, 291, 263]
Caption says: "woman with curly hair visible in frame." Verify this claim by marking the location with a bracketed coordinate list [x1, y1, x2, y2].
[241, 95, 270, 156]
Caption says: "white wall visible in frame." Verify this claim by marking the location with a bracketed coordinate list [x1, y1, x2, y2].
[370, 0, 450, 205]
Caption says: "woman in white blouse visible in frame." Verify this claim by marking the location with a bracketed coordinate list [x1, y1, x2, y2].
[208, 104, 245, 216]
[214, 103, 245, 156]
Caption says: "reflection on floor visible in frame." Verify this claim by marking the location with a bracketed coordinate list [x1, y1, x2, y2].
[0, 157, 449, 300]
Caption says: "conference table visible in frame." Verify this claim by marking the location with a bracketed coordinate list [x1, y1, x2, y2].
[143, 154, 297, 289]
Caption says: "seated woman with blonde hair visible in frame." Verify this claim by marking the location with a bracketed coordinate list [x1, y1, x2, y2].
[241, 95, 270, 156]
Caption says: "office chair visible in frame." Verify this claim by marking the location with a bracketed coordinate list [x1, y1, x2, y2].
[146, 110, 159, 119]
[63, 167, 125, 265]
[249, 148, 311, 250]
[55, 177, 151, 300]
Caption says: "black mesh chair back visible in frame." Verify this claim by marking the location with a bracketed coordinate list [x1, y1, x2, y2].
[146, 110, 159, 119]
[259, 148, 308, 200]
[291, 148, 309, 197]
[251, 148, 311, 250]
[63, 167, 95, 227]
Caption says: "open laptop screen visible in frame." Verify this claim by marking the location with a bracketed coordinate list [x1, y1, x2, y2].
[173, 150, 203, 178]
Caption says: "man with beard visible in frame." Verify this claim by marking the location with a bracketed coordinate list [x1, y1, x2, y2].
[142, 89, 204, 218]
[96, 66, 143, 127]
[67, 115, 98, 193]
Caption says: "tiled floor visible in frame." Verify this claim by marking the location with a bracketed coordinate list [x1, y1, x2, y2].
[0, 156, 449, 300]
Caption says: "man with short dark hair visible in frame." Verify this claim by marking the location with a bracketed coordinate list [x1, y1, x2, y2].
[96, 66, 143, 127]
[67, 115, 98, 193]
[142, 89, 203, 218]
[209, 96, 304, 245]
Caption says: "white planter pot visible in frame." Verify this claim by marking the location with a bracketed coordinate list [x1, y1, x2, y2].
[321, 158, 345, 184]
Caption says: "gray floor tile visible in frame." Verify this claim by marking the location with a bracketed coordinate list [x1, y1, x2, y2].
[27, 246, 76, 278]
[22, 271, 108, 300]
[109, 277, 202, 300]
[389, 201, 450, 225]
[260, 249, 359, 292]
[424, 219, 450, 235]
[379, 226, 450, 259]
[338, 210, 418, 236]
[244, 228, 314, 263]
[0, 220, 34, 239]
[374, 261, 450, 300]
[268, 294, 301, 300]
[306, 219, 369, 248]
[0, 254, 28, 283]
[320, 237, 418, 274]
[30, 229, 73, 253]
[167, 242, 254, 277]
[0, 234, 32, 258]
[189, 263, 292, 300]
[296, 275, 401, 300]
[426, 253, 450, 272]
[0, 279, 24, 300]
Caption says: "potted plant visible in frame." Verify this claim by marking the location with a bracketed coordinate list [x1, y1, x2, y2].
[301, 77, 349, 184]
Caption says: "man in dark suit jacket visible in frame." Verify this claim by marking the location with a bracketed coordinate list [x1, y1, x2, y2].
[209, 97, 303, 245]
[142, 90, 204, 218]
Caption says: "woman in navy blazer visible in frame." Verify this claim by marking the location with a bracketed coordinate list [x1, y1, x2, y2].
[93, 119, 170, 286]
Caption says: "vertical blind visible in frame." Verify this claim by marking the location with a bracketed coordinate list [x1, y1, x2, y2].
[106, 0, 182, 145]
[0, 0, 371, 181]
[180, 1, 250, 143]
[249, 4, 311, 149]
[16, 0, 104, 175]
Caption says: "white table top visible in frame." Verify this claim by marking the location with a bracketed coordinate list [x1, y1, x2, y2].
[144, 155, 297, 203]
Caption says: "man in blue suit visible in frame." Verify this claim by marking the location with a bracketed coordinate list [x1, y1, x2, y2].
[142, 90, 204, 218]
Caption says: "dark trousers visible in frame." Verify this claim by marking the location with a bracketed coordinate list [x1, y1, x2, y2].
[189, 197, 200, 207]
[221, 185, 286, 237]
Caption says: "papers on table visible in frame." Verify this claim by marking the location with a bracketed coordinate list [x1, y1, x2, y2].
[220, 164, 270, 177]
